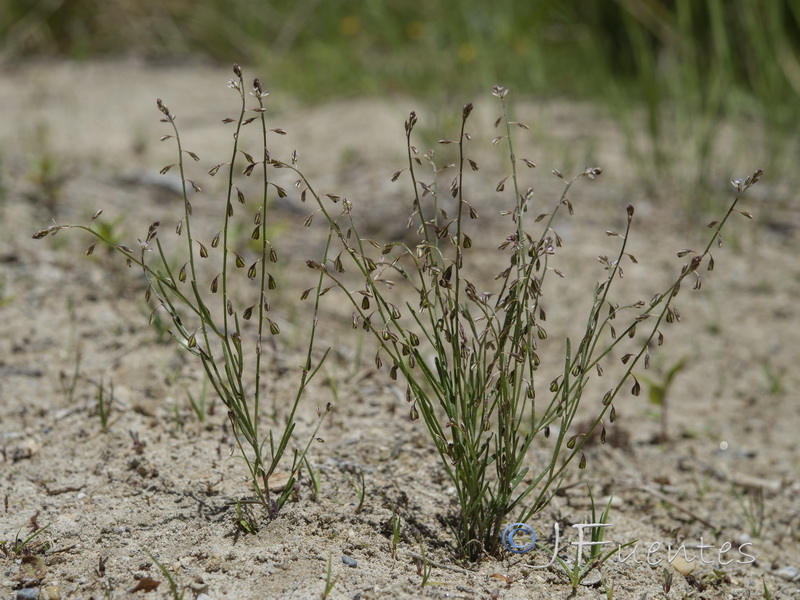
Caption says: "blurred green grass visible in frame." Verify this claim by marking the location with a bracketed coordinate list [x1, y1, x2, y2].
[3, 0, 798, 202]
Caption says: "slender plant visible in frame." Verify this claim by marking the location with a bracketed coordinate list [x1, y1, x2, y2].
[185, 378, 211, 423]
[416, 538, 434, 587]
[348, 470, 367, 514]
[146, 551, 185, 600]
[59, 297, 81, 404]
[282, 85, 762, 559]
[34, 64, 331, 516]
[733, 485, 766, 538]
[320, 553, 338, 600]
[390, 504, 402, 560]
[95, 376, 114, 432]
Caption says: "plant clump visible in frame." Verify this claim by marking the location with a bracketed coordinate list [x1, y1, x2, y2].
[33, 65, 762, 561]
[34, 64, 332, 520]
[283, 85, 761, 560]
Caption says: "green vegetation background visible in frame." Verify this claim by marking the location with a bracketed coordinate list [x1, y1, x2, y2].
[3, 0, 798, 193]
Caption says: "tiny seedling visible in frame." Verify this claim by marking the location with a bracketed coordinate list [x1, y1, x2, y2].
[690, 469, 713, 499]
[586, 486, 616, 562]
[701, 568, 732, 587]
[91, 216, 126, 278]
[185, 378, 210, 423]
[733, 485, 766, 538]
[59, 348, 82, 404]
[90, 216, 125, 246]
[171, 402, 183, 431]
[95, 376, 114, 431]
[0, 272, 12, 310]
[233, 497, 259, 535]
[146, 550, 184, 600]
[602, 577, 615, 599]
[639, 356, 688, 442]
[762, 578, 773, 600]
[390, 505, 402, 560]
[553, 485, 633, 590]
[302, 454, 321, 502]
[662, 567, 673, 593]
[320, 553, 338, 600]
[347, 470, 366, 514]
[24, 124, 72, 212]
[761, 359, 785, 395]
[59, 297, 81, 404]
[324, 369, 342, 405]
[0, 522, 52, 558]
[416, 537, 433, 588]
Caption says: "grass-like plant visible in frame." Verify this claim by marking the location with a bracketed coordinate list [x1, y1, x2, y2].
[389, 504, 402, 560]
[0, 522, 52, 558]
[185, 378, 212, 423]
[553, 485, 633, 589]
[94, 376, 114, 432]
[733, 485, 766, 538]
[320, 553, 338, 600]
[34, 64, 331, 516]
[145, 550, 185, 600]
[281, 86, 762, 560]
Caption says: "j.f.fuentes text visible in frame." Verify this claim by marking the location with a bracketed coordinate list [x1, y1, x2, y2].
[504, 522, 755, 568]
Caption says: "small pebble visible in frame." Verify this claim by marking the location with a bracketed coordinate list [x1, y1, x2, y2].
[775, 566, 799, 581]
[738, 533, 751, 545]
[16, 589, 40, 600]
[267, 472, 291, 493]
[44, 586, 61, 600]
[671, 555, 697, 575]
[9, 438, 40, 461]
[599, 495, 623, 507]
[341, 554, 358, 568]
[196, 594, 215, 600]
[579, 570, 601, 586]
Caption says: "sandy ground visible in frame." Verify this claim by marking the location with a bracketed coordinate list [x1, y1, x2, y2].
[1, 60, 799, 599]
